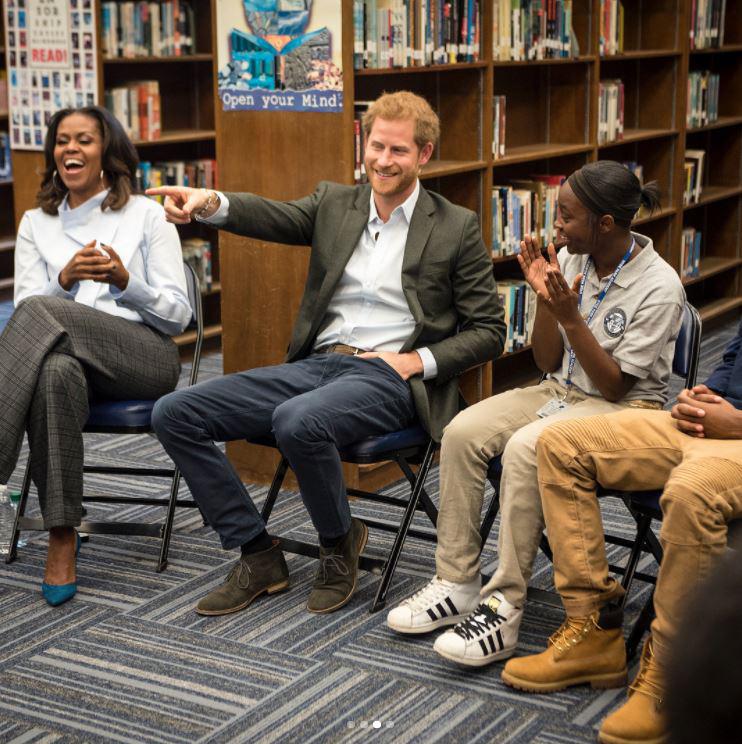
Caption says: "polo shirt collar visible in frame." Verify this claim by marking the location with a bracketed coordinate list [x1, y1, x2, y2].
[590, 232, 655, 289]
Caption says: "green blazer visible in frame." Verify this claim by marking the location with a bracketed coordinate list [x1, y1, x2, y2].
[223, 181, 505, 440]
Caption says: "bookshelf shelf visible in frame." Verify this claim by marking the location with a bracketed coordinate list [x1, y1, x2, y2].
[0, 236, 14, 252]
[175, 323, 222, 347]
[683, 257, 742, 287]
[601, 49, 681, 60]
[494, 142, 593, 166]
[103, 54, 213, 64]
[492, 55, 597, 67]
[132, 129, 216, 147]
[684, 185, 742, 211]
[493, 254, 520, 265]
[421, 159, 487, 179]
[501, 344, 533, 358]
[698, 297, 742, 323]
[0, 179, 13, 187]
[687, 115, 742, 134]
[356, 61, 488, 76]
[632, 206, 677, 226]
[598, 128, 678, 148]
[690, 44, 742, 55]
[0, 277, 13, 290]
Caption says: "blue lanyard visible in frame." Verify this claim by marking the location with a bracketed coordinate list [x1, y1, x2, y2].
[564, 238, 636, 392]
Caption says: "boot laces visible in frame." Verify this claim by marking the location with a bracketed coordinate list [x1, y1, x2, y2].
[630, 644, 664, 705]
[548, 615, 597, 653]
[317, 553, 349, 583]
[227, 561, 252, 590]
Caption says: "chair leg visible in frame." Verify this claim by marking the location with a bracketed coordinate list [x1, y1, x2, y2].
[627, 589, 656, 659]
[370, 441, 437, 613]
[5, 461, 33, 564]
[157, 469, 182, 572]
[620, 514, 654, 606]
[539, 533, 553, 562]
[396, 455, 438, 526]
[260, 457, 290, 523]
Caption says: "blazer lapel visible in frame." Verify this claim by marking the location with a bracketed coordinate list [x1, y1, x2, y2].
[400, 186, 435, 340]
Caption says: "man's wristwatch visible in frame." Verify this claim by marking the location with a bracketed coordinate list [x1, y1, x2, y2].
[196, 190, 220, 220]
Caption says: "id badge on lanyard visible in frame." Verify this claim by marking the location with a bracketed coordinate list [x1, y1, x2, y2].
[551, 238, 636, 410]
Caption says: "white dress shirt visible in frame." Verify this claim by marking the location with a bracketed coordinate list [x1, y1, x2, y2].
[202, 183, 437, 378]
[15, 190, 191, 336]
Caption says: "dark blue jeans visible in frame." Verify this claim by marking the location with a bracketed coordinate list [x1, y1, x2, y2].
[152, 354, 416, 549]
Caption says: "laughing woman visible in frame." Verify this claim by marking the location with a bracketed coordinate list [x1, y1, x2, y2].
[2, 106, 191, 605]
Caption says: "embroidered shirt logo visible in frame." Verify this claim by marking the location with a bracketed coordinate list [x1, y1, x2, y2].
[604, 308, 627, 337]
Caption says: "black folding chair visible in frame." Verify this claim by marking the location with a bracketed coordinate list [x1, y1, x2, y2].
[483, 303, 703, 625]
[6, 262, 205, 572]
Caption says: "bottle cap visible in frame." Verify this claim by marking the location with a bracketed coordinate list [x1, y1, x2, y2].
[9, 492, 21, 504]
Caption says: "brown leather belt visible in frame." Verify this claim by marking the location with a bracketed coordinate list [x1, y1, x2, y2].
[314, 343, 367, 356]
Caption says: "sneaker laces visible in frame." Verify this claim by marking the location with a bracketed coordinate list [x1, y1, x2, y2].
[548, 615, 597, 654]
[317, 553, 349, 583]
[453, 603, 502, 640]
[630, 643, 664, 705]
[404, 577, 457, 613]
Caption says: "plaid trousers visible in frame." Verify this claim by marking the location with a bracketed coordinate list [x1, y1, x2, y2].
[0, 295, 180, 528]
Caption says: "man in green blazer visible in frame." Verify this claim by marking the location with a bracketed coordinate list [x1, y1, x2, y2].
[149, 91, 505, 617]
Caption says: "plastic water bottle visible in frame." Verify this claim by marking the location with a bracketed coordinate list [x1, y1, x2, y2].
[9, 492, 27, 549]
[0, 486, 14, 556]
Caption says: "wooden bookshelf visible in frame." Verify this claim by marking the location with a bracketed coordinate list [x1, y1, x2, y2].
[216, 0, 740, 487]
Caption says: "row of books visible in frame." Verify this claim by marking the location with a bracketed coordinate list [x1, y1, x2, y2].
[492, 175, 564, 257]
[599, 0, 624, 56]
[136, 158, 217, 195]
[689, 0, 727, 49]
[492, 0, 574, 61]
[686, 70, 720, 129]
[0, 133, 11, 181]
[492, 95, 506, 159]
[498, 280, 538, 353]
[352, 0, 481, 70]
[105, 80, 161, 142]
[598, 78, 624, 145]
[101, 0, 196, 59]
[683, 149, 705, 206]
[182, 237, 213, 293]
[680, 227, 701, 278]
[353, 101, 372, 184]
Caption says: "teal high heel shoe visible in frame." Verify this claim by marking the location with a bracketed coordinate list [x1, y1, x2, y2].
[41, 532, 81, 607]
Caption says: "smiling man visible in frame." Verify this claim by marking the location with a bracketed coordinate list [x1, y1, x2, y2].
[146, 91, 504, 617]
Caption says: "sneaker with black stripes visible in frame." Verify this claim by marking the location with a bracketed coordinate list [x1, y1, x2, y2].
[434, 590, 522, 667]
[386, 576, 481, 634]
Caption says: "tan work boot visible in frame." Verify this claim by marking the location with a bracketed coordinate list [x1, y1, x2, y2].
[501, 605, 627, 693]
[196, 538, 290, 616]
[599, 637, 667, 744]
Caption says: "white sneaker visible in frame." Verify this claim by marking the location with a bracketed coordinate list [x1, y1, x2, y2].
[386, 576, 481, 634]
[434, 590, 522, 667]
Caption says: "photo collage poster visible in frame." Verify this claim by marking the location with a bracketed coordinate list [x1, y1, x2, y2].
[3, 0, 99, 150]
[216, 0, 343, 113]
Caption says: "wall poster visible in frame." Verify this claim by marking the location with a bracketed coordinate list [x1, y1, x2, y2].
[216, 0, 343, 113]
[3, 0, 99, 150]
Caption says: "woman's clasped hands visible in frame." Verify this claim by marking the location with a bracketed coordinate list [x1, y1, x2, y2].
[517, 234, 583, 327]
[59, 239, 129, 292]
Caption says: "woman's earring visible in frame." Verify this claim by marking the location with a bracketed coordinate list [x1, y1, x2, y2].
[52, 170, 65, 190]
[100, 169, 105, 181]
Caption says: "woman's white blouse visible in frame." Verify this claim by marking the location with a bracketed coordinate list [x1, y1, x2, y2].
[14, 190, 192, 336]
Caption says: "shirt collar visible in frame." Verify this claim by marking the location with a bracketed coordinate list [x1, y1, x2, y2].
[59, 189, 109, 221]
[587, 232, 655, 289]
[368, 179, 420, 226]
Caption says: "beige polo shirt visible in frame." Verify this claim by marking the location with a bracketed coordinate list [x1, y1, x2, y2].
[552, 232, 685, 404]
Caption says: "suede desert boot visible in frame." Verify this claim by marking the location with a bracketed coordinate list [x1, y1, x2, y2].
[501, 604, 627, 692]
[196, 538, 289, 615]
[307, 517, 368, 613]
[598, 638, 667, 744]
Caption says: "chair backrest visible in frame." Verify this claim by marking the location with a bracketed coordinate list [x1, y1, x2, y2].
[672, 303, 702, 389]
[182, 261, 205, 387]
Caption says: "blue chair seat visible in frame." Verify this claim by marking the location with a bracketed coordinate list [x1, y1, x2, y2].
[85, 399, 157, 430]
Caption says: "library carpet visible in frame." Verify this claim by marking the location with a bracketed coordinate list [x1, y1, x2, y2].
[0, 318, 738, 743]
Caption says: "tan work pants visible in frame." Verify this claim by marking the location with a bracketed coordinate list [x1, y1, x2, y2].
[536, 409, 742, 668]
[435, 379, 626, 606]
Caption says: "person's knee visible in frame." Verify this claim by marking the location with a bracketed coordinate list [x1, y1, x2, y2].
[502, 424, 536, 470]
[272, 398, 327, 451]
[37, 353, 84, 394]
[660, 468, 724, 543]
[151, 390, 187, 437]
[441, 408, 485, 457]
[15, 294, 63, 317]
